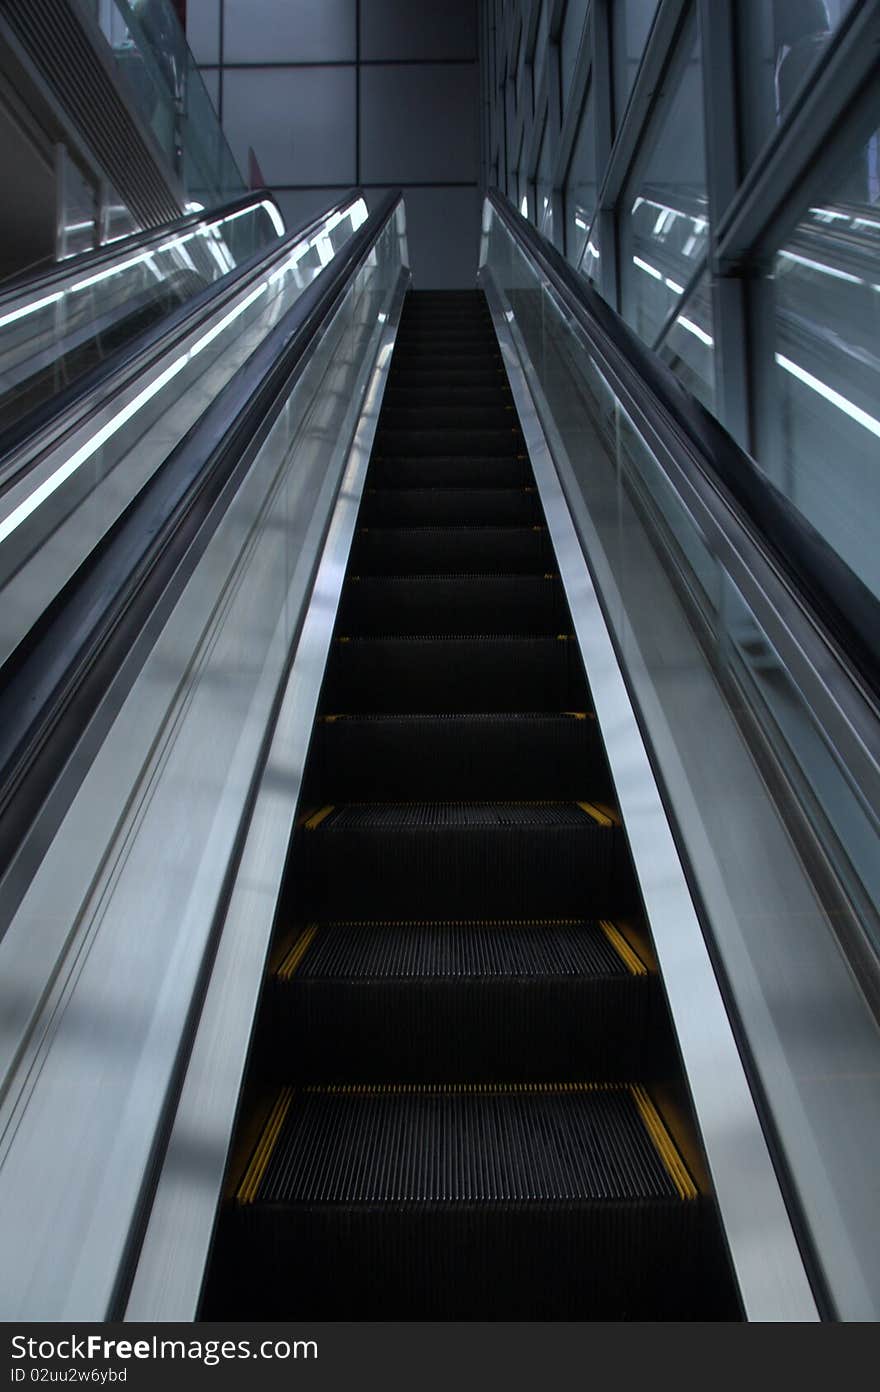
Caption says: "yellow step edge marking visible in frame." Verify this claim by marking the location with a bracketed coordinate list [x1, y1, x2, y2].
[318, 714, 343, 723]
[576, 800, 621, 828]
[598, 920, 648, 976]
[561, 711, 588, 721]
[277, 924, 318, 981]
[303, 805, 335, 831]
[236, 1087, 294, 1205]
[630, 1086, 698, 1201]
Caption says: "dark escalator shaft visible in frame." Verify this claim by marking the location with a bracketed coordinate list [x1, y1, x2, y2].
[201, 290, 739, 1319]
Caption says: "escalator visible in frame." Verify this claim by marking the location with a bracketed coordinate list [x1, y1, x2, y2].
[200, 289, 740, 1320]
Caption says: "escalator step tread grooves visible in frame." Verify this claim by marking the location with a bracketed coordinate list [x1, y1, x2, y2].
[252, 1087, 685, 1205]
[312, 802, 608, 829]
[279, 919, 631, 979]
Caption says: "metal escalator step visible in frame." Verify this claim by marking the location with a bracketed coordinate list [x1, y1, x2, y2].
[309, 711, 610, 799]
[349, 525, 553, 574]
[337, 574, 566, 636]
[249, 1083, 692, 1203]
[368, 455, 530, 488]
[373, 428, 521, 458]
[379, 404, 515, 430]
[388, 367, 505, 389]
[322, 634, 588, 713]
[381, 384, 511, 409]
[213, 1084, 707, 1317]
[360, 486, 539, 526]
[268, 919, 651, 1081]
[296, 800, 631, 918]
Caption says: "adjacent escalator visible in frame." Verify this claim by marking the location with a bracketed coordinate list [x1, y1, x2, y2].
[200, 289, 740, 1320]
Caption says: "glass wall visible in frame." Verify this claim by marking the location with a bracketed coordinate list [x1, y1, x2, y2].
[564, 85, 597, 265]
[612, 0, 661, 125]
[619, 22, 708, 350]
[770, 114, 880, 600]
[482, 0, 879, 610]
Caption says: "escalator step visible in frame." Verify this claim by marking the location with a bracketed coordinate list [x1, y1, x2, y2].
[382, 384, 511, 409]
[308, 712, 610, 800]
[360, 486, 539, 526]
[213, 1084, 706, 1318]
[373, 429, 520, 458]
[388, 367, 506, 391]
[337, 574, 566, 636]
[379, 404, 516, 430]
[268, 919, 651, 1081]
[322, 634, 588, 712]
[368, 455, 529, 489]
[297, 800, 631, 918]
[349, 525, 553, 575]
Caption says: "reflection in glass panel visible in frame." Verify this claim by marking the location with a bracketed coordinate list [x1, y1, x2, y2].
[565, 86, 597, 266]
[612, 0, 661, 124]
[620, 24, 708, 347]
[582, 219, 601, 284]
[560, 0, 589, 114]
[658, 272, 715, 410]
[738, 0, 858, 163]
[537, 114, 554, 240]
[770, 117, 880, 600]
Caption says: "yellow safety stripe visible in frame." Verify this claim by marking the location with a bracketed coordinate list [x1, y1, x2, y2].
[630, 1086, 698, 1201]
[236, 1087, 294, 1205]
[302, 805, 335, 831]
[598, 920, 648, 976]
[276, 924, 318, 981]
[577, 800, 622, 827]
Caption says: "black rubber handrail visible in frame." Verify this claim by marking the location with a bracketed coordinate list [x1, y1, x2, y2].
[488, 188, 880, 702]
[0, 189, 363, 472]
[0, 190, 401, 899]
[0, 189, 279, 303]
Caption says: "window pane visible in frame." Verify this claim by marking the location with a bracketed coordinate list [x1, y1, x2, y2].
[560, 0, 589, 115]
[537, 113, 554, 239]
[581, 218, 601, 283]
[620, 23, 708, 347]
[613, 0, 661, 124]
[770, 117, 880, 600]
[565, 85, 596, 265]
[738, 0, 858, 164]
[658, 271, 715, 410]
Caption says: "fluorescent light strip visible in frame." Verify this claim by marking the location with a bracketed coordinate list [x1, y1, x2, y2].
[633, 255, 662, 281]
[776, 352, 880, 440]
[0, 282, 269, 546]
[0, 291, 63, 330]
[676, 315, 713, 346]
[779, 249, 862, 284]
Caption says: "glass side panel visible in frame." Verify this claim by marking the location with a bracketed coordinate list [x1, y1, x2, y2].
[0, 197, 368, 671]
[657, 270, 715, 410]
[0, 198, 285, 440]
[0, 202, 408, 1318]
[612, 0, 661, 125]
[619, 22, 709, 348]
[565, 85, 597, 266]
[769, 114, 880, 601]
[481, 197, 880, 1320]
[95, 0, 246, 207]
